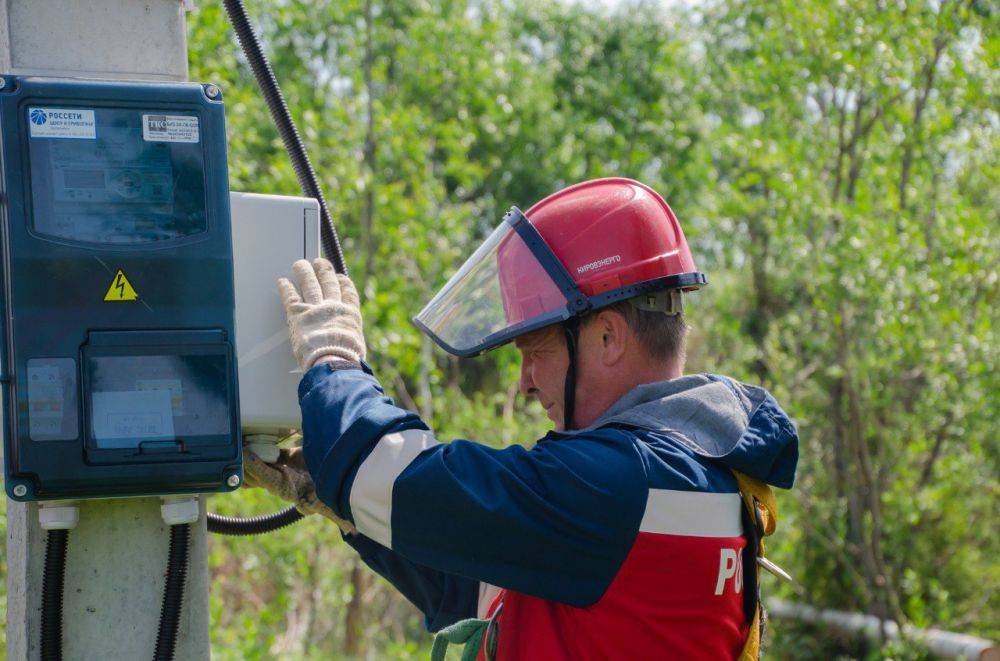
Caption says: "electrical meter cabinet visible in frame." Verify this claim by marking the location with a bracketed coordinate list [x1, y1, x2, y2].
[0, 76, 242, 501]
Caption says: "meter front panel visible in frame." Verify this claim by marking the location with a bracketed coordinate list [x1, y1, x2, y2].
[27, 107, 208, 246]
[0, 77, 242, 501]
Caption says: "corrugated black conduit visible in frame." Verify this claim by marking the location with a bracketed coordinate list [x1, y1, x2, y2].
[207, 0, 350, 537]
[40, 528, 68, 661]
[153, 523, 190, 661]
[221, 0, 347, 274]
[206, 507, 304, 536]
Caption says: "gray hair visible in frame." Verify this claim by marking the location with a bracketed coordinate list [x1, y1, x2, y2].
[585, 296, 688, 364]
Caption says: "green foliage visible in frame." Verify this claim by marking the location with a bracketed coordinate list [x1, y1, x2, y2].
[186, 0, 996, 657]
[1, 0, 990, 658]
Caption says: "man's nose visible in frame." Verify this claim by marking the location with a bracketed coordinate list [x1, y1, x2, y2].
[519, 359, 536, 397]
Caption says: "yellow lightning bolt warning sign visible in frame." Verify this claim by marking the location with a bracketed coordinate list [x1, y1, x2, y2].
[104, 269, 139, 302]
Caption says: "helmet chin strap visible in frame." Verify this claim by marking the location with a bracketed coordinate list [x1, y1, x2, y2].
[561, 318, 581, 431]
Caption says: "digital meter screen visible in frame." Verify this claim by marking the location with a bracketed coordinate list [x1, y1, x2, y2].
[86, 353, 231, 449]
[27, 107, 207, 245]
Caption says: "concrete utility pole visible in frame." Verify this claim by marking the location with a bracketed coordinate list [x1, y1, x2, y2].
[2, 1, 212, 658]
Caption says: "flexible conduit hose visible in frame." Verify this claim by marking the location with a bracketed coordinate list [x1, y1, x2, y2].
[222, 0, 348, 274]
[153, 524, 190, 661]
[207, 0, 350, 536]
[206, 506, 304, 536]
[41, 529, 68, 661]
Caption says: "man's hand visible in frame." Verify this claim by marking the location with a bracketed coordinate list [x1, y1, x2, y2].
[243, 447, 357, 534]
[278, 258, 366, 371]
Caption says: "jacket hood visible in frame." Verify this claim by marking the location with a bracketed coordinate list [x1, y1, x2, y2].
[584, 374, 798, 488]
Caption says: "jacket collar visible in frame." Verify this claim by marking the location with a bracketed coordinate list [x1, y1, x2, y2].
[579, 374, 799, 489]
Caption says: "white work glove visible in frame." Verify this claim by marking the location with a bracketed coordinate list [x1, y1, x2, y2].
[278, 258, 366, 371]
[243, 447, 356, 534]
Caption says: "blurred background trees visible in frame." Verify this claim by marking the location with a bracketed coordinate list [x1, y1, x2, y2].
[189, 0, 997, 657]
[5, 0, 989, 658]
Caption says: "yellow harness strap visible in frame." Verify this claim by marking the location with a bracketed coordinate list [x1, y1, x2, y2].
[732, 471, 780, 661]
[734, 471, 778, 547]
[738, 608, 763, 661]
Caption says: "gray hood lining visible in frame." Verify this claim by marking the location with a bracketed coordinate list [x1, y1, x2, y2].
[582, 375, 761, 460]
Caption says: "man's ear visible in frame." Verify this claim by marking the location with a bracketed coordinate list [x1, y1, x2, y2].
[593, 309, 630, 366]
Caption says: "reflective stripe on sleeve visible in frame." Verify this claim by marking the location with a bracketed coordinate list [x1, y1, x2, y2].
[639, 489, 742, 537]
[349, 429, 440, 548]
[477, 583, 502, 619]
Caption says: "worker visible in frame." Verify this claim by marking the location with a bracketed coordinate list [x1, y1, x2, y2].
[246, 177, 798, 660]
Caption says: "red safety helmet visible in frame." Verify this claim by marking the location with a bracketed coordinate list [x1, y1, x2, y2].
[415, 177, 706, 358]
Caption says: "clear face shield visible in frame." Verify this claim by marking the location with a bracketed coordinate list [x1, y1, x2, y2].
[415, 207, 706, 357]
[413, 208, 581, 357]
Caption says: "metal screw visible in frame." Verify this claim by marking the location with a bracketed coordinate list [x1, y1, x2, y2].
[204, 84, 220, 99]
[226, 474, 241, 488]
[12, 484, 27, 497]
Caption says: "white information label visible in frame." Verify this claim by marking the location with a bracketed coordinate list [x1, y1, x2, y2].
[28, 107, 96, 139]
[91, 390, 175, 448]
[142, 114, 200, 143]
[28, 365, 64, 436]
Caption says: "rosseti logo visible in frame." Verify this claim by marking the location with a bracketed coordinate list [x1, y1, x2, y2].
[30, 108, 47, 125]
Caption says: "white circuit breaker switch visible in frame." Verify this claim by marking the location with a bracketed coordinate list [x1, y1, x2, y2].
[230, 192, 320, 435]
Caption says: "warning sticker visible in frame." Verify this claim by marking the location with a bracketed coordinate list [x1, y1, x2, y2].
[104, 269, 139, 301]
[28, 107, 96, 140]
[142, 114, 200, 143]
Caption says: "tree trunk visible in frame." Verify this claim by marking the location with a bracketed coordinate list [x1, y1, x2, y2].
[899, 35, 946, 211]
[360, 0, 377, 292]
[745, 201, 772, 384]
[342, 558, 370, 656]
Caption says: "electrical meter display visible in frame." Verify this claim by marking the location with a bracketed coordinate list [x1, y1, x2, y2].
[0, 76, 242, 501]
[28, 107, 208, 245]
